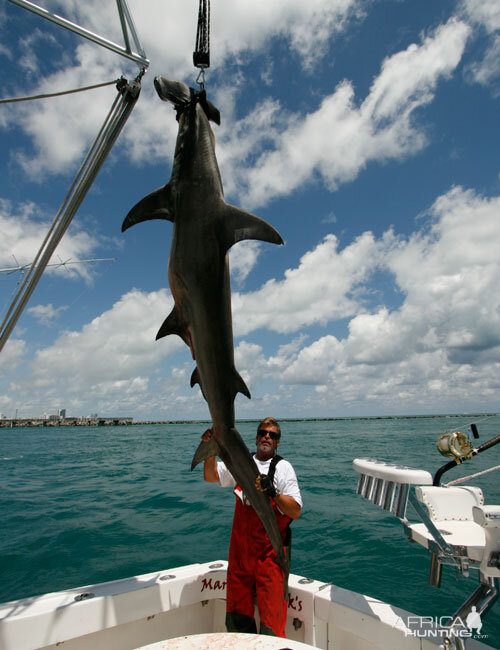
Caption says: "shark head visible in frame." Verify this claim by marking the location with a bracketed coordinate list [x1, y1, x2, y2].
[154, 75, 220, 125]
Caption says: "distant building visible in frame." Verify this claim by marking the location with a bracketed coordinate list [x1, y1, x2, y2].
[59, 409, 66, 419]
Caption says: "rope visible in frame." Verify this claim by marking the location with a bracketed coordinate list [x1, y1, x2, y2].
[445, 464, 500, 486]
[0, 79, 122, 104]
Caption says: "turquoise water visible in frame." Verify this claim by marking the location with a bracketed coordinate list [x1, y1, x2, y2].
[1, 416, 499, 645]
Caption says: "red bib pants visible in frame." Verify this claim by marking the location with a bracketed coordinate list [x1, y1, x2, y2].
[225, 487, 291, 637]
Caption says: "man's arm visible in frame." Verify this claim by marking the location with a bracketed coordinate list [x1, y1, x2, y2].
[274, 493, 301, 520]
[255, 473, 302, 520]
[202, 429, 220, 483]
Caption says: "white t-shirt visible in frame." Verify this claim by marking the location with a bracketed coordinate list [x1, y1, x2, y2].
[217, 455, 303, 509]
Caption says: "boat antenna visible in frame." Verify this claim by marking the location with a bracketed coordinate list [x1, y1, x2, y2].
[193, 0, 210, 89]
[0, 258, 116, 274]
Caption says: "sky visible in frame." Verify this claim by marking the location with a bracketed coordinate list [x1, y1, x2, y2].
[1, 0, 500, 421]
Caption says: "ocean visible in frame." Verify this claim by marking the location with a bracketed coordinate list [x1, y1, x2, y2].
[1, 415, 499, 645]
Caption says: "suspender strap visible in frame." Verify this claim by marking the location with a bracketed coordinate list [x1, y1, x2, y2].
[267, 454, 283, 482]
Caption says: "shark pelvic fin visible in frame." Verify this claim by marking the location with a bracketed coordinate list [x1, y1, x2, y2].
[190, 366, 208, 401]
[156, 308, 185, 342]
[191, 436, 221, 471]
[122, 184, 175, 232]
[190, 366, 201, 388]
[232, 369, 251, 400]
[224, 204, 284, 251]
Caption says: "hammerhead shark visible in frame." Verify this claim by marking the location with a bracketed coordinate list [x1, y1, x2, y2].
[122, 77, 287, 571]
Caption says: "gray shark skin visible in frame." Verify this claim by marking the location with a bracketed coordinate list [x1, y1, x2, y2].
[122, 76, 287, 572]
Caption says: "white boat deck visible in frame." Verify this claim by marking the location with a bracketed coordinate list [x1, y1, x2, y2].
[0, 561, 494, 650]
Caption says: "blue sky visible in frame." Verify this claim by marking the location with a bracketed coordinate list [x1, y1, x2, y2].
[1, 0, 500, 420]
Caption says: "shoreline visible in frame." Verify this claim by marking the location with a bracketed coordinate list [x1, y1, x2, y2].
[1, 413, 497, 428]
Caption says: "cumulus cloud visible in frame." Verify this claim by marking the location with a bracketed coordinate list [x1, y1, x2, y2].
[2, 0, 364, 178]
[1, 6, 470, 213]
[462, 0, 500, 32]
[0, 199, 100, 280]
[461, 0, 500, 88]
[0, 338, 26, 374]
[4, 186, 500, 417]
[229, 241, 262, 286]
[232, 231, 385, 335]
[27, 303, 68, 326]
[265, 187, 500, 411]
[29, 288, 180, 389]
[226, 19, 470, 207]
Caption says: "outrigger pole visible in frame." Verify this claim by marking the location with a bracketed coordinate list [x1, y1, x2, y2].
[7, 0, 149, 68]
[0, 1, 148, 353]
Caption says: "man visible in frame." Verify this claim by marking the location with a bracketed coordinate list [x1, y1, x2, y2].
[202, 417, 302, 637]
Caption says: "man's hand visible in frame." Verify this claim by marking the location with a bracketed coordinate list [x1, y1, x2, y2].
[202, 428, 219, 483]
[256, 475, 301, 520]
[255, 474, 277, 497]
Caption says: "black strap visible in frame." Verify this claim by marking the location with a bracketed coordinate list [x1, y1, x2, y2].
[193, 0, 210, 68]
[267, 454, 283, 483]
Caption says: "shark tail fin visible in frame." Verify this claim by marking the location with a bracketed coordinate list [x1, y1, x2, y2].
[122, 184, 175, 232]
[224, 204, 284, 251]
[191, 436, 221, 470]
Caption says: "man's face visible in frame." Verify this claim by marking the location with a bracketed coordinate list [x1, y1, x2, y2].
[256, 424, 280, 456]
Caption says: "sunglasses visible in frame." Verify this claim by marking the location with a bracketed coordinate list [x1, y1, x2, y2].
[257, 429, 280, 441]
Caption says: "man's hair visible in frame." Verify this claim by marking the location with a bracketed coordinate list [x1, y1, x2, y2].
[257, 416, 281, 437]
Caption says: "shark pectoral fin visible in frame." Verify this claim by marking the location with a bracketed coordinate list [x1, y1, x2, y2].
[204, 99, 220, 125]
[156, 308, 186, 342]
[233, 369, 251, 400]
[122, 185, 175, 232]
[224, 204, 284, 250]
[191, 437, 221, 470]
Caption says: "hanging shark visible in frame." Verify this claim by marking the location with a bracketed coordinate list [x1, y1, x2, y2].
[122, 76, 286, 570]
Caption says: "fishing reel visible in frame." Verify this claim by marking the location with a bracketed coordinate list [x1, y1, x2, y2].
[436, 431, 473, 460]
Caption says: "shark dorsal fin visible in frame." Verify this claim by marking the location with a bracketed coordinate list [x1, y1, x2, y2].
[122, 184, 175, 232]
[156, 307, 186, 343]
[224, 204, 284, 252]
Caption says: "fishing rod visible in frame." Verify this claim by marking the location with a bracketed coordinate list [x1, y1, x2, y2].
[433, 422, 500, 486]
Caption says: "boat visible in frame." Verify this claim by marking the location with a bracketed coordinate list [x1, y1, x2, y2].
[1, 424, 498, 649]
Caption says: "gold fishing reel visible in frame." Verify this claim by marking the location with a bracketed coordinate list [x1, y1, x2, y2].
[437, 431, 473, 459]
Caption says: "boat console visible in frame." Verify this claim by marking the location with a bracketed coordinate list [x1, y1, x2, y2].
[354, 426, 500, 650]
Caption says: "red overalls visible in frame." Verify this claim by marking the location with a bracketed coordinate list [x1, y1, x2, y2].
[225, 485, 291, 637]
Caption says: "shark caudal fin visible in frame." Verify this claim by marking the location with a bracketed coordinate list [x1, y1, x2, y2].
[122, 185, 175, 232]
[191, 436, 221, 470]
[224, 204, 284, 250]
